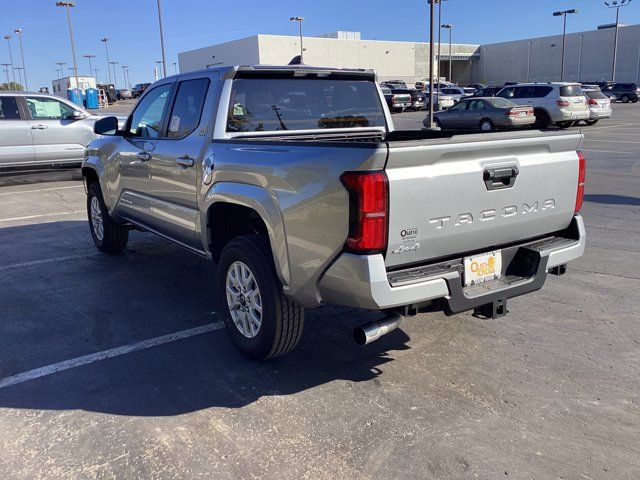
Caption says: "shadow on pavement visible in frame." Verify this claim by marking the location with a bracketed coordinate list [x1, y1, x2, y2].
[584, 194, 640, 206]
[0, 221, 411, 416]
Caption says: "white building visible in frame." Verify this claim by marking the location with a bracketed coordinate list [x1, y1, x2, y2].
[179, 25, 640, 86]
[178, 31, 479, 85]
[51, 76, 97, 97]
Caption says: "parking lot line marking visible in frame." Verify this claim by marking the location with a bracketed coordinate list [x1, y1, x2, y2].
[0, 185, 83, 196]
[581, 149, 636, 155]
[0, 253, 99, 272]
[0, 210, 85, 223]
[585, 138, 640, 145]
[0, 321, 226, 390]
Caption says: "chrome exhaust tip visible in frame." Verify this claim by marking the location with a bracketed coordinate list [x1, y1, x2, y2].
[353, 314, 404, 346]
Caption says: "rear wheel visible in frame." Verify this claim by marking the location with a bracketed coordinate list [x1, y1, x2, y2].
[217, 235, 304, 360]
[479, 119, 494, 132]
[556, 121, 573, 129]
[533, 110, 550, 129]
[87, 183, 129, 253]
[621, 95, 630, 103]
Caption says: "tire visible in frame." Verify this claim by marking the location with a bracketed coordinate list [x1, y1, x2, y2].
[584, 119, 599, 126]
[556, 121, 573, 129]
[87, 182, 129, 253]
[533, 110, 550, 129]
[632, 99, 639, 103]
[621, 95, 630, 103]
[217, 235, 304, 360]
[479, 119, 494, 132]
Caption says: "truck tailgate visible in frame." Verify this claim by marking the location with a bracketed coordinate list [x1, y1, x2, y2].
[384, 131, 582, 268]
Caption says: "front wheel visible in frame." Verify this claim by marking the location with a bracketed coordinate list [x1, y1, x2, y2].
[217, 235, 304, 360]
[87, 183, 129, 253]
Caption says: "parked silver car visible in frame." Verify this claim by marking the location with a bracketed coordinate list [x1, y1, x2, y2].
[0, 92, 108, 169]
[582, 90, 612, 125]
[427, 97, 535, 132]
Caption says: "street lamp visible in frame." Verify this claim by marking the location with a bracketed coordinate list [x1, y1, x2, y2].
[14, 29, 28, 90]
[1, 63, 11, 84]
[121, 65, 129, 89]
[289, 16, 305, 64]
[93, 67, 100, 83]
[83, 54, 95, 77]
[425, 0, 437, 129]
[441, 24, 453, 82]
[109, 61, 119, 89]
[553, 9, 578, 82]
[101, 37, 112, 84]
[56, 1, 80, 93]
[15, 66, 24, 88]
[173, 61, 177, 74]
[3, 35, 16, 84]
[605, 0, 632, 82]
[55, 61, 67, 78]
[156, 0, 168, 78]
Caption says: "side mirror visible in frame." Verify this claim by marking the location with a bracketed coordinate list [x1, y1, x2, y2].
[72, 110, 86, 120]
[94, 116, 120, 136]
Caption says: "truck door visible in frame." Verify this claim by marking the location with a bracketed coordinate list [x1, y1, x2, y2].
[0, 95, 34, 167]
[146, 77, 210, 249]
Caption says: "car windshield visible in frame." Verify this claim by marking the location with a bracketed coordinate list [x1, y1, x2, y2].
[559, 85, 584, 97]
[227, 78, 386, 132]
[487, 97, 517, 108]
[586, 91, 608, 100]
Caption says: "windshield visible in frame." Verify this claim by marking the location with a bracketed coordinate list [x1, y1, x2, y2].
[227, 78, 386, 132]
[585, 91, 608, 100]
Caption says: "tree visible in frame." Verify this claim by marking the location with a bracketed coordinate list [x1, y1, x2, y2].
[0, 82, 24, 91]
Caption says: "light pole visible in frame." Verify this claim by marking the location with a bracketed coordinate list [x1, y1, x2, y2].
[15, 66, 23, 88]
[1, 63, 11, 85]
[109, 61, 119, 89]
[156, 0, 168, 78]
[3, 35, 16, 84]
[526, 41, 532, 82]
[553, 9, 578, 82]
[122, 65, 129, 89]
[154, 60, 163, 81]
[441, 24, 453, 82]
[426, 0, 436, 129]
[173, 61, 177, 74]
[83, 54, 95, 77]
[93, 67, 100, 83]
[101, 37, 112, 84]
[289, 16, 305, 63]
[577, 35, 584, 82]
[55, 61, 67, 78]
[14, 29, 28, 90]
[605, 0, 632, 82]
[56, 2, 80, 93]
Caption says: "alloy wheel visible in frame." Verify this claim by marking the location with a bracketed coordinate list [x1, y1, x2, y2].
[90, 196, 104, 241]
[226, 261, 263, 338]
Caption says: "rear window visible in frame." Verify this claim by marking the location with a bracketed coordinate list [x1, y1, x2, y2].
[487, 97, 517, 108]
[585, 91, 608, 100]
[227, 78, 386, 132]
[559, 85, 584, 97]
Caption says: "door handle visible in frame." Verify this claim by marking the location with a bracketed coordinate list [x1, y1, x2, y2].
[30, 124, 48, 130]
[176, 156, 194, 168]
[135, 151, 151, 162]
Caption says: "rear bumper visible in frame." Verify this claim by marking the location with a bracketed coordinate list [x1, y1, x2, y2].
[318, 215, 585, 311]
[589, 108, 612, 119]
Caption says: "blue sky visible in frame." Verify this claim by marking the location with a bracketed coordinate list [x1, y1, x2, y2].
[1, 0, 638, 90]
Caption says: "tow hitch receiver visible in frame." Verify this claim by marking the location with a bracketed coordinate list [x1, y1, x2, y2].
[473, 298, 508, 319]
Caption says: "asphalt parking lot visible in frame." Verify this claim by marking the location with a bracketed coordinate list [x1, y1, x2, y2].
[0, 105, 639, 479]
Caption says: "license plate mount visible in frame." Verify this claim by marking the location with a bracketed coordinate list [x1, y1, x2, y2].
[463, 250, 502, 287]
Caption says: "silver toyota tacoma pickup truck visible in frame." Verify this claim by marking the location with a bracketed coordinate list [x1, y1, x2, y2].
[82, 65, 586, 359]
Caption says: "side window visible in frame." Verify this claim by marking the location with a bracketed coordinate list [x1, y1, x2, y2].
[25, 97, 75, 120]
[534, 86, 553, 98]
[498, 88, 515, 99]
[167, 78, 209, 139]
[468, 100, 486, 110]
[0, 96, 20, 120]
[449, 101, 468, 111]
[129, 84, 172, 138]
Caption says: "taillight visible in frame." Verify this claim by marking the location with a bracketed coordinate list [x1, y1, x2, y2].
[588, 98, 598, 105]
[575, 152, 586, 213]
[340, 171, 389, 253]
[556, 99, 570, 107]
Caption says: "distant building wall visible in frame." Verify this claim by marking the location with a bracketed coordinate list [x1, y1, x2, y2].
[178, 36, 260, 73]
[472, 24, 640, 85]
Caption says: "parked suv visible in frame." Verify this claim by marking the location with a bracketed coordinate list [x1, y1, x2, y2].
[497, 83, 589, 128]
[131, 83, 152, 98]
[604, 83, 640, 103]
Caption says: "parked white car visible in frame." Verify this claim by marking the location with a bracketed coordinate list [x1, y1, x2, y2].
[439, 87, 474, 103]
[496, 83, 589, 129]
[582, 90, 612, 125]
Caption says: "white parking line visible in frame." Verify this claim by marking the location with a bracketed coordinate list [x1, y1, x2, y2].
[0, 210, 84, 223]
[585, 138, 640, 145]
[0, 321, 226, 390]
[0, 253, 99, 272]
[0, 185, 83, 196]
[581, 149, 636, 155]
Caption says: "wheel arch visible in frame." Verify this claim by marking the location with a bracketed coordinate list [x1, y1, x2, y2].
[203, 182, 290, 289]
